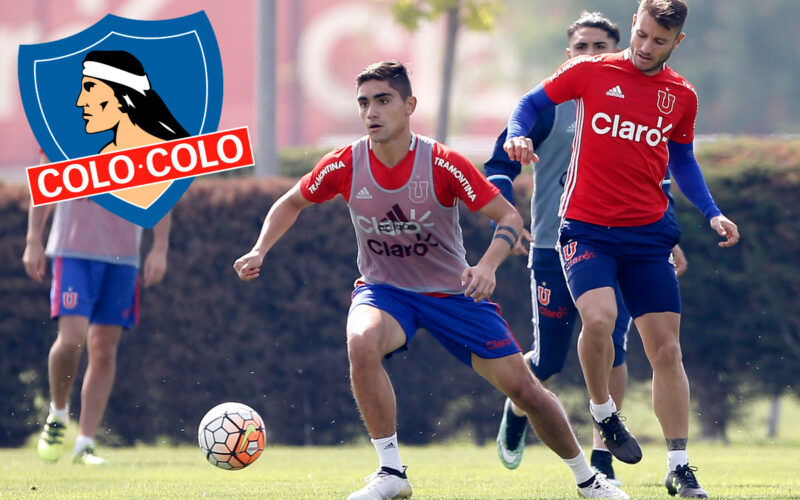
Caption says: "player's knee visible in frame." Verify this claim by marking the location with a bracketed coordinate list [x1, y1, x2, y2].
[507, 378, 550, 411]
[55, 336, 83, 353]
[648, 339, 683, 370]
[87, 338, 119, 366]
[346, 330, 383, 369]
[579, 306, 616, 335]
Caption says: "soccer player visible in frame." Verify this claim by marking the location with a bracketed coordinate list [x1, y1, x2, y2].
[235, 61, 627, 499]
[487, 11, 687, 485]
[22, 49, 182, 465]
[23, 198, 170, 465]
[503, 1, 739, 497]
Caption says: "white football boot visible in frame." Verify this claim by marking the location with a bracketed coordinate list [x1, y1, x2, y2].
[578, 473, 630, 499]
[347, 466, 412, 500]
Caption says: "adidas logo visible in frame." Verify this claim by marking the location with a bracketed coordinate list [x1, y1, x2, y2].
[605, 85, 625, 98]
[383, 442, 396, 450]
[356, 187, 373, 200]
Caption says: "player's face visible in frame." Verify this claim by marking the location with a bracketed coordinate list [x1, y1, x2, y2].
[76, 77, 123, 133]
[566, 27, 618, 58]
[357, 79, 416, 144]
[630, 10, 685, 76]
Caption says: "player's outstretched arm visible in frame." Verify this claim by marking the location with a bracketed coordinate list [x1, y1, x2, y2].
[461, 194, 524, 302]
[144, 212, 171, 288]
[234, 182, 313, 282]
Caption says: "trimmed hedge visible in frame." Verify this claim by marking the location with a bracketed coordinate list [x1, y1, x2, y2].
[1, 137, 798, 446]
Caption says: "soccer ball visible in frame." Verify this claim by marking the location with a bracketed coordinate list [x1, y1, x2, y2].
[198, 402, 266, 470]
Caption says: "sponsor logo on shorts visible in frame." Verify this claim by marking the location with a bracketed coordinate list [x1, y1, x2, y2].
[486, 338, 513, 350]
[537, 285, 551, 306]
[539, 305, 568, 319]
[563, 250, 597, 271]
[562, 241, 578, 260]
[62, 290, 78, 309]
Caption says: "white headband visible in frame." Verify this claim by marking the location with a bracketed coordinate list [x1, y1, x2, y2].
[82, 61, 150, 95]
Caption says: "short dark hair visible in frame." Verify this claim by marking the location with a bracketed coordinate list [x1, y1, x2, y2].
[567, 10, 621, 45]
[355, 60, 413, 100]
[638, 0, 689, 32]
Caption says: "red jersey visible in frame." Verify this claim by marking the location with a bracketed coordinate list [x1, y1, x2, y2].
[543, 49, 698, 226]
[299, 134, 499, 210]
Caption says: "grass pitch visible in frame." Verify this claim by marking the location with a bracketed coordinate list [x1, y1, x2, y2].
[1, 441, 799, 499]
[3, 391, 798, 498]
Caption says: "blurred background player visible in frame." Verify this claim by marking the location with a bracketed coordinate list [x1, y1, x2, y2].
[22, 49, 182, 465]
[502, 0, 739, 496]
[486, 10, 687, 485]
[23, 185, 171, 464]
[235, 60, 627, 499]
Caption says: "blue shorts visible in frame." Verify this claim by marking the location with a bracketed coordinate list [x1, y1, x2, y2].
[558, 215, 681, 319]
[529, 249, 629, 381]
[50, 257, 139, 328]
[349, 283, 521, 366]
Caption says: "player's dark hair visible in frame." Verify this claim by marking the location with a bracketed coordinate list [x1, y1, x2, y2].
[638, 0, 688, 32]
[83, 50, 190, 140]
[355, 60, 413, 100]
[567, 10, 621, 45]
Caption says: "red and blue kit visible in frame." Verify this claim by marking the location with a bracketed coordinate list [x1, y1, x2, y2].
[46, 199, 141, 327]
[505, 49, 709, 316]
[51, 257, 139, 328]
[299, 134, 520, 365]
[542, 50, 697, 227]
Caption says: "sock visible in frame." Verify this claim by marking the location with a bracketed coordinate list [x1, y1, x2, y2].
[667, 450, 689, 471]
[73, 435, 95, 455]
[563, 450, 595, 485]
[590, 448, 613, 466]
[49, 402, 68, 423]
[371, 433, 402, 472]
[589, 397, 617, 422]
[504, 399, 528, 449]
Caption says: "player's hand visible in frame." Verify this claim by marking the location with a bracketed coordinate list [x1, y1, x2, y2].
[22, 240, 47, 282]
[234, 250, 264, 282]
[512, 228, 533, 256]
[671, 244, 688, 277]
[143, 249, 167, 288]
[503, 136, 539, 165]
[461, 264, 496, 302]
[710, 215, 739, 248]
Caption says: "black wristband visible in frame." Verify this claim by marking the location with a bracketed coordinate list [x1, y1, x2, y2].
[493, 232, 515, 249]
[496, 225, 519, 242]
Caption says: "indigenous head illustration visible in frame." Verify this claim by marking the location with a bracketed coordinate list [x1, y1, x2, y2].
[76, 50, 189, 150]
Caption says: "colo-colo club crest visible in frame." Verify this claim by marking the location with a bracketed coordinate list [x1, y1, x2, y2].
[19, 11, 252, 228]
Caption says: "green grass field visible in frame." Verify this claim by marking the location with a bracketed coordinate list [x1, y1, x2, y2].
[1, 442, 799, 499]
[2, 392, 799, 499]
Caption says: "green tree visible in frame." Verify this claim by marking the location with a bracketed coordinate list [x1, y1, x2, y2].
[388, 0, 503, 142]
